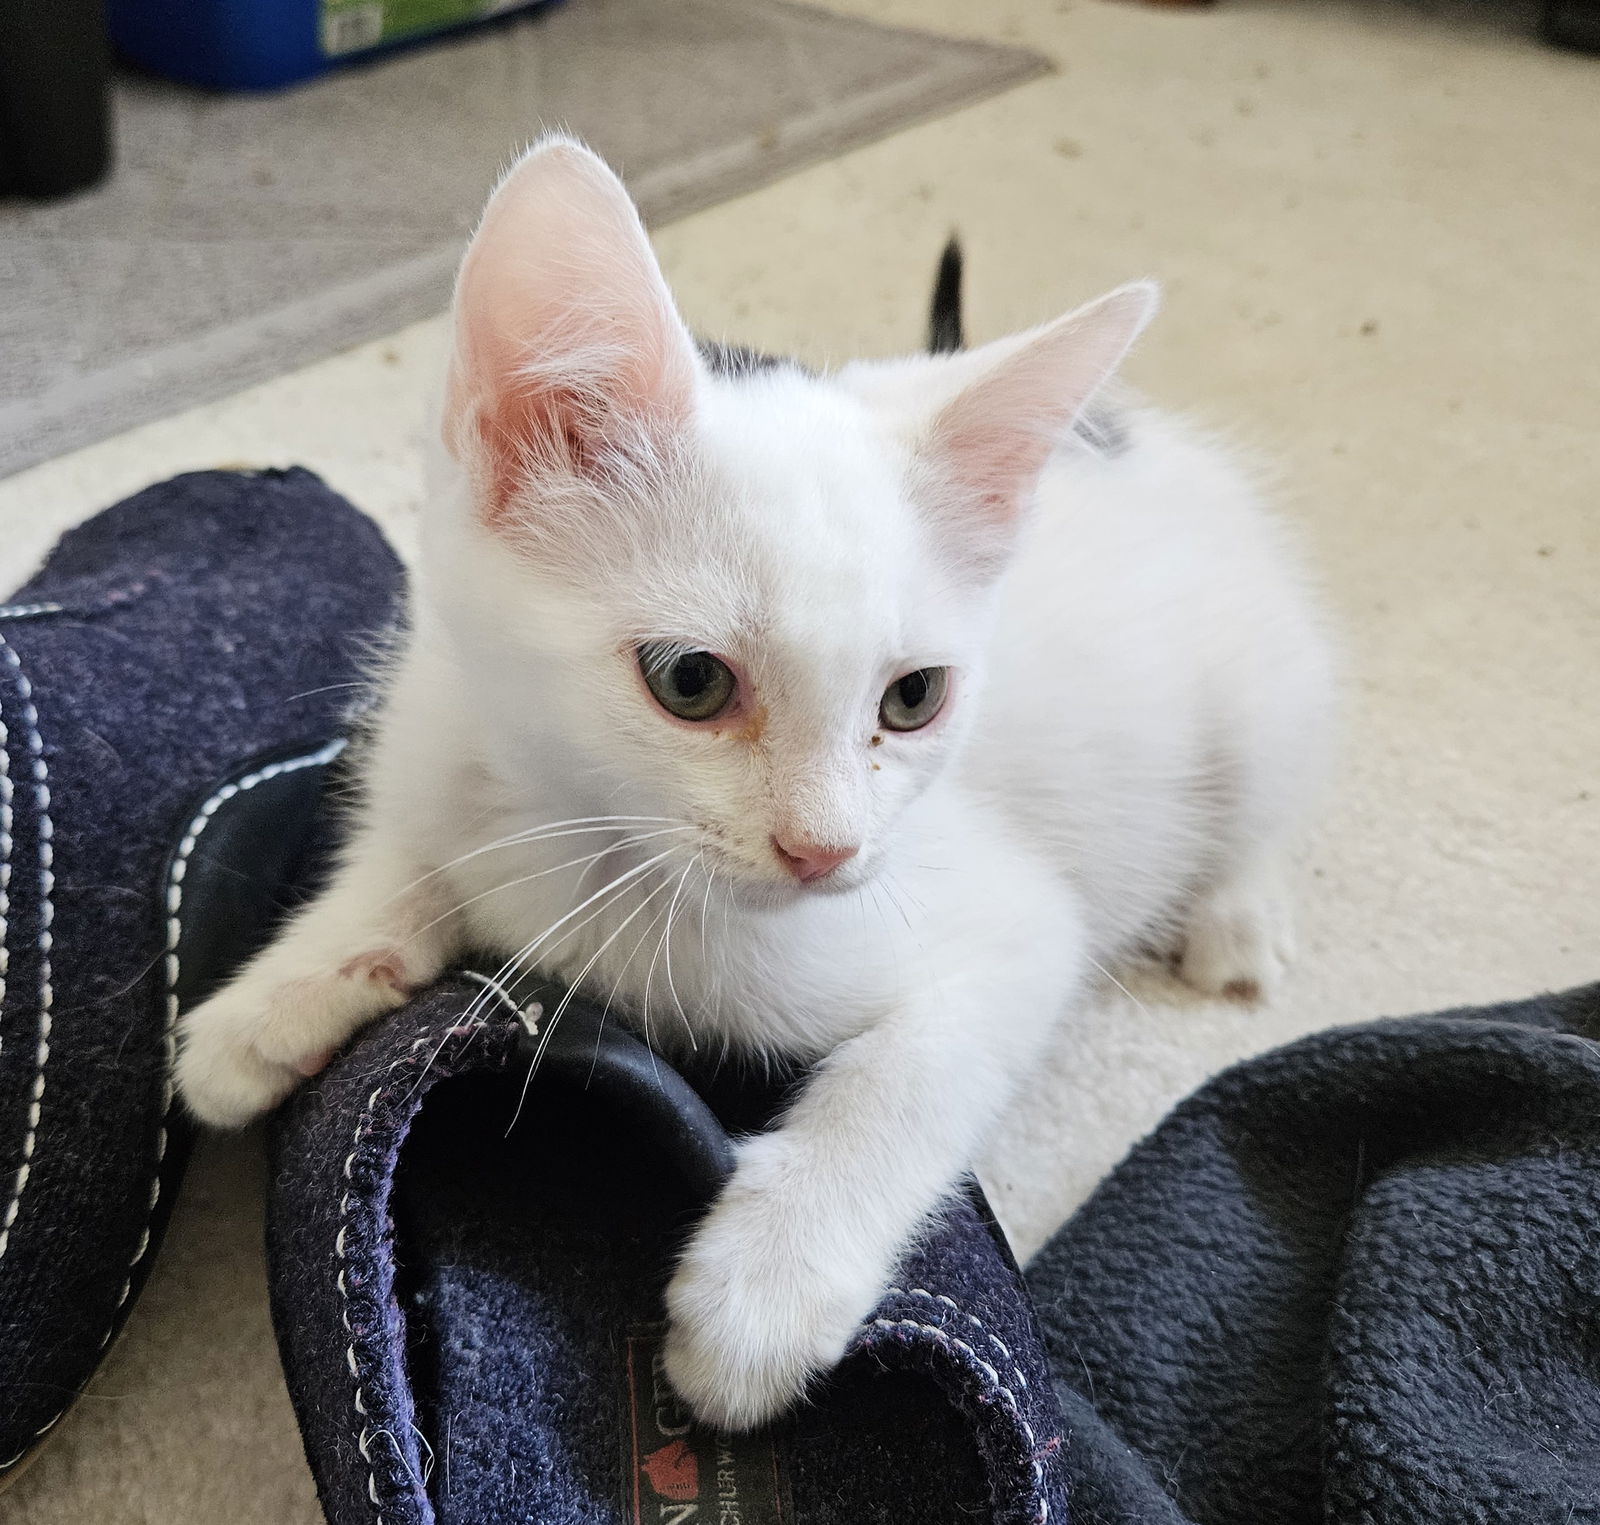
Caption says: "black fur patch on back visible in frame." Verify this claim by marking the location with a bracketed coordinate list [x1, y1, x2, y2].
[1075, 406, 1131, 457]
[698, 341, 809, 379]
[697, 262, 1130, 459]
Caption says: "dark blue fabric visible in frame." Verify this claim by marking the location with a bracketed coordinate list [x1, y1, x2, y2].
[0, 468, 403, 1474]
[270, 977, 1068, 1525]
[1029, 982, 1600, 1525]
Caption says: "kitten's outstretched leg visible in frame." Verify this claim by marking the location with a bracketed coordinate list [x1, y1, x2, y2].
[177, 834, 454, 1127]
[1176, 849, 1295, 1004]
[663, 908, 1083, 1431]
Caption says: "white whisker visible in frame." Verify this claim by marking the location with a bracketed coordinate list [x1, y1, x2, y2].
[659, 857, 699, 1049]
[640, 878, 680, 1042]
[877, 876, 917, 936]
[636, 880, 690, 1077]
[505, 872, 677, 1133]
[457, 846, 682, 1030]
[698, 853, 714, 971]
[1084, 953, 1155, 1023]
[402, 826, 694, 943]
[381, 816, 689, 906]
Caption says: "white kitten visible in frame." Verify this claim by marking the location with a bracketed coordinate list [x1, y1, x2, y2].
[177, 136, 1332, 1430]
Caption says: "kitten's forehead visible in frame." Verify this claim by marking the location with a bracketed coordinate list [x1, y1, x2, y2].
[699, 371, 918, 565]
[689, 370, 934, 659]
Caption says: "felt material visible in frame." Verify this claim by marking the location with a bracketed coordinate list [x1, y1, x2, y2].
[0, 468, 403, 1476]
[270, 975, 1067, 1525]
[1028, 982, 1600, 1525]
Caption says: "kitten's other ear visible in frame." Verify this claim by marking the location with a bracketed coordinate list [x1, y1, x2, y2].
[924, 281, 1157, 570]
[444, 134, 700, 524]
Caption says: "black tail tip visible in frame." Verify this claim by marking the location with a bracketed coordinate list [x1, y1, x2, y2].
[928, 234, 964, 355]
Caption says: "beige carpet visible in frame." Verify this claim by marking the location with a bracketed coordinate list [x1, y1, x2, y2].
[0, 0, 1044, 476]
[1, 0, 1597, 1518]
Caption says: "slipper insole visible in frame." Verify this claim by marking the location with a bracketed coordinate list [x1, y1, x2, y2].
[394, 1072, 993, 1524]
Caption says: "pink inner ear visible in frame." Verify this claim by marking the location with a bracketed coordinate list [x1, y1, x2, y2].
[933, 380, 1061, 526]
[469, 367, 631, 524]
[445, 138, 698, 526]
[926, 282, 1157, 547]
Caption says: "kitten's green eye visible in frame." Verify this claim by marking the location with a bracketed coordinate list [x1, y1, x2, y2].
[640, 647, 737, 722]
[879, 667, 949, 732]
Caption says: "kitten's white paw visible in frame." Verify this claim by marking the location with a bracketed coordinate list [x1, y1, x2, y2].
[177, 952, 414, 1127]
[663, 1136, 882, 1432]
[1177, 873, 1295, 1004]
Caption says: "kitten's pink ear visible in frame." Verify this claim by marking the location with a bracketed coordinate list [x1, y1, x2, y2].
[444, 135, 699, 525]
[925, 281, 1158, 568]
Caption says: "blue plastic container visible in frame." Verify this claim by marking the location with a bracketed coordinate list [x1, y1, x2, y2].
[108, 0, 553, 90]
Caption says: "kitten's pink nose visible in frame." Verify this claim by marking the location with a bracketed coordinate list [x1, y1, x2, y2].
[771, 836, 859, 883]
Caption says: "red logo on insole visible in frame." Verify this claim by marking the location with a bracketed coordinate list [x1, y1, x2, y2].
[625, 1326, 790, 1524]
[642, 1438, 699, 1502]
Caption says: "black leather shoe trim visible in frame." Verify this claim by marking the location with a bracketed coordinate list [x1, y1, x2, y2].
[463, 965, 737, 1209]
[163, 737, 348, 1015]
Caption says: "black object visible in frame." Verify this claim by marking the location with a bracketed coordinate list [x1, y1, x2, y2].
[512, 982, 737, 1206]
[1544, 0, 1600, 51]
[269, 971, 1069, 1524]
[0, 468, 403, 1477]
[928, 235, 965, 354]
[0, 0, 112, 198]
[1029, 981, 1600, 1524]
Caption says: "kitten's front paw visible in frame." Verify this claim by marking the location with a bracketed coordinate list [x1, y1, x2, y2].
[176, 1005, 310, 1128]
[177, 955, 413, 1127]
[663, 1136, 882, 1431]
[1177, 873, 1294, 1004]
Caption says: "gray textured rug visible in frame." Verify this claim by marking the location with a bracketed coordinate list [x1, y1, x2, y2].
[0, 0, 1046, 477]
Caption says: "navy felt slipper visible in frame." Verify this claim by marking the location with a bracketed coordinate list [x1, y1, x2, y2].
[269, 970, 1066, 1525]
[0, 468, 402, 1480]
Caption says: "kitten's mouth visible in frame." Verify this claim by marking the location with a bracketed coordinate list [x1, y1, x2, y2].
[735, 878, 853, 910]
[790, 866, 863, 896]
[700, 844, 870, 904]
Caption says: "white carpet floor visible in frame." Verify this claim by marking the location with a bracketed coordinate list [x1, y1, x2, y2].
[1, 0, 1595, 1517]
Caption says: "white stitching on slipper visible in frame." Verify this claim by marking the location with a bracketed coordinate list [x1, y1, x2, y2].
[878, 1288, 1052, 1523]
[0, 736, 345, 1472]
[129, 737, 348, 1306]
[336, 1012, 490, 1523]
[337, 1085, 386, 1525]
[1, 656, 12, 1064]
[0, 635, 54, 1268]
[886, 1285, 1026, 1387]
[867, 1317, 1049, 1523]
